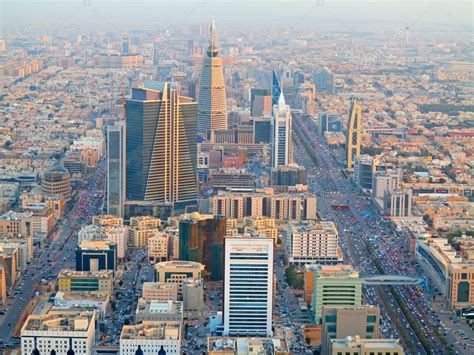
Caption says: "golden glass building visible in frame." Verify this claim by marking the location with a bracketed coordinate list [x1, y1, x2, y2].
[345, 101, 362, 171]
[125, 83, 198, 211]
[197, 20, 228, 139]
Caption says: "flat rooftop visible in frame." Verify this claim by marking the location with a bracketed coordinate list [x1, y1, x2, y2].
[22, 312, 94, 333]
[120, 321, 181, 341]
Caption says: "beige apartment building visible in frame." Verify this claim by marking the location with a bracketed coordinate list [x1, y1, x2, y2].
[321, 305, 380, 355]
[142, 282, 178, 302]
[330, 336, 404, 355]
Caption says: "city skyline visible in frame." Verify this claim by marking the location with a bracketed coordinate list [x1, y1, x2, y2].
[0, 1, 473, 354]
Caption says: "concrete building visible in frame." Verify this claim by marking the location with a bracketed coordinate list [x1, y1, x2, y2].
[57, 269, 114, 294]
[416, 236, 474, 309]
[0, 246, 18, 288]
[311, 265, 362, 323]
[52, 291, 110, 319]
[41, 164, 71, 200]
[119, 321, 181, 354]
[270, 164, 306, 189]
[243, 216, 278, 244]
[384, 189, 413, 218]
[212, 189, 317, 222]
[128, 216, 161, 247]
[354, 155, 378, 190]
[147, 232, 169, 263]
[135, 299, 183, 323]
[76, 240, 117, 272]
[208, 337, 290, 354]
[155, 260, 204, 295]
[330, 336, 404, 355]
[372, 170, 402, 202]
[288, 221, 342, 265]
[21, 312, 96, 355]
[142, 282, 178, 302]
[182, 278, 204, 315]
[0, 266, 6, 304]
[321, 305, 380, 355]
[92, 215, 124, 227]
[223, 235, 273, 337]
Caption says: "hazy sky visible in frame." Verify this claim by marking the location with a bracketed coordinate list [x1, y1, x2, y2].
[1, 1, 472, 34]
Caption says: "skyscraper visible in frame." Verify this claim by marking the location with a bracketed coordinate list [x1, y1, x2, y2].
[197, 20, 228, 139]
[223, 234, 273, 336]
[271, 93, 293, 167]
[178, 213, 226, 281]
[125, 83, 198, 211]
[345, 101, 362, 171]
[121, 34, 130, 55]
[271, 69, 281, 107]
[107, 121, 126, 217]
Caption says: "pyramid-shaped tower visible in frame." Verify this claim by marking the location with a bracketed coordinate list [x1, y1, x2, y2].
[197, 20, 228, 139]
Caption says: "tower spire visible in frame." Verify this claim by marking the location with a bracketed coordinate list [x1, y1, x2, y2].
[207, 19, 219, 57]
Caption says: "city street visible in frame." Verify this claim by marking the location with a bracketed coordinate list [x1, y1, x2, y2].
[0, 161, 106, 346]
[292, 115, 465, 354]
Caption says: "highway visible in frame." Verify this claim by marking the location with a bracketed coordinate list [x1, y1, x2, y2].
[292, 113, 457, 354]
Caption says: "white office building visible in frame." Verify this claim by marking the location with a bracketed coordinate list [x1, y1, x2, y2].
[21, 312, 95, 355]
[287, 220, 342, 265]
[271, 93, 292, 168]
[223, 234, 273, 337]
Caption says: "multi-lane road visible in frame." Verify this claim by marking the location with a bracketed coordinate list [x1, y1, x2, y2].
[0, 161, 106, 346]
[291, 114, 463, 354]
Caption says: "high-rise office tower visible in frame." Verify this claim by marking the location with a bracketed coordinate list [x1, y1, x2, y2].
[271, 69, 281, 107]
[179, 213, 226, 281]
[107, 122, 126, 218]
[271, 93, 293, 167]
[314, 67, 335, 94]
[345, 101, 362, 171]
[125, 83, 198, 211]
[121, 34, 130, 55]
[223, 235, 273, 336]
[197, 20, 227, 139]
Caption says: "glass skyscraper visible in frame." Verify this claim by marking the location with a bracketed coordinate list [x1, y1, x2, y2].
[107, 121, 125, 217]
[125, 83, 198, 211]
[197, 20, 228, 139]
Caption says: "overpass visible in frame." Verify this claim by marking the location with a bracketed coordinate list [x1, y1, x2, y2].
[362, 275, 425, 286]
[364, 127, 409, 138]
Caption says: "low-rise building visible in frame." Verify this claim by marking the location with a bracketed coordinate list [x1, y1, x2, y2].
[243, 216, 278, 243]
[155, 260, 205, 296]
[21, 311, 95, 355]
[119, 321, 181, 354]
[57, 269, 114, 294]
[76, 240, 118, 272]
[182, 278, 204, 315]
[147, 232, 169, 263]
[321, 305, 380, 355]
[207, 337, 289, 354]
[52, 291, 110, 319]
[330, 336, 404, 355]
[311, 265, 362, 323]
[416, 236, 474, 309]
[142, 282, 178, 302]
[129, 216, 162, 247]
[288, 221, 342, 265]
[135, 299, 183, 323]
